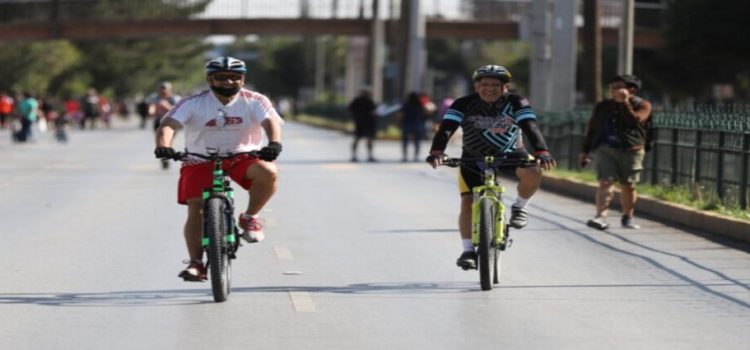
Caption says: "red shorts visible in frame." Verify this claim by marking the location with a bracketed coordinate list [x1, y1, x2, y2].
[177, 155, 259, 204]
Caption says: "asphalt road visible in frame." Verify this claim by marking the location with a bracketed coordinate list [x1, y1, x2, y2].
[1, 118, 749, 350]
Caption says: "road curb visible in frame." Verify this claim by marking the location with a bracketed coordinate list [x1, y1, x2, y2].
[541, 175, 750, 243]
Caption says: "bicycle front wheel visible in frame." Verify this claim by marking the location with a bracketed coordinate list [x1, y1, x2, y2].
[478, 197, 495, 291]
[205, 197, 231, 302]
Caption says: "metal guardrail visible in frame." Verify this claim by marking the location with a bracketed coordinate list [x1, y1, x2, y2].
[539, 106, 750, 209]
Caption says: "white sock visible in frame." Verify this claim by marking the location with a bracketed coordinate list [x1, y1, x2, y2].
[241, 213, 258, 219]
[513, 196, 530, 208]
[462, 239, 474, 252]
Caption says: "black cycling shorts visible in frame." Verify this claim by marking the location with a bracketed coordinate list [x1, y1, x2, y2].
[457, 150, 531, 195]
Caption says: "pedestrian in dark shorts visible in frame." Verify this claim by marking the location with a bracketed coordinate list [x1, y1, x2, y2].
[579, 74, 653, 230]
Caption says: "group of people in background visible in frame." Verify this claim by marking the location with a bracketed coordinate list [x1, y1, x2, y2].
[0, 88, 128, 144]
[348, 88, 450, 163]
[0, 82, 189, 148]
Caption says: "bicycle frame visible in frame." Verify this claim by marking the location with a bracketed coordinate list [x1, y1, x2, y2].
[470, 156, 507, 248]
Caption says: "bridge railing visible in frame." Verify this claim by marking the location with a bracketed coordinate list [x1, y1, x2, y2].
[539, 105, 750, 210]
[1, 0, 665, 25]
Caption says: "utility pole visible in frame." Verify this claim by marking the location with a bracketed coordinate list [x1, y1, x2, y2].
[549, 0, 579, 111]
[530, 0, 552, 112]
[404, 0, 425, 95]
[530, 0, 578, 112]
[370, 0, 384, 102]
[583, 0, 602, 103]
[618, 0, 635, 74]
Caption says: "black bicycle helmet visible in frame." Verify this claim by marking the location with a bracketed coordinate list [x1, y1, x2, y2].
[205, 56, 247, 75]
[472, 65, 512, 82]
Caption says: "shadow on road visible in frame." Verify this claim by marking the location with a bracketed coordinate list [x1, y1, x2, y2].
[0, 281, 479, 307]
[532, 204, 750, 309]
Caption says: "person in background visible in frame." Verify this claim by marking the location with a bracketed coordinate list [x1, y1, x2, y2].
[149, 82, 180, 169]
[136, 97, 150, 129]
[13, 91, 38, 143]
[397, 92, 428, 162]
[348, 87, 378, 162]
[80, 88, 101, 129]
[0, 90, 15, 130]
[579, 74, 652, 230]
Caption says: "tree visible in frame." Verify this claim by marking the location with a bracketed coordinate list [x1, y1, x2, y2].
[0, 0, 212, 99]
[659, 0, 750, 100]
[0, 41, 80, 95]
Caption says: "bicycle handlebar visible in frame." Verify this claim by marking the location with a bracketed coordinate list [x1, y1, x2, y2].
[439, 155, 537, 169]
[173, 150, 260, 161]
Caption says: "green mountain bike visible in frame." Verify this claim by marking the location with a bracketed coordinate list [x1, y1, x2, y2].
[175, 149, 259, 302]
[442, 155, 536, 291]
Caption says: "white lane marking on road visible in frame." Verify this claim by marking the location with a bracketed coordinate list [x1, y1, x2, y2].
[289, 291, 316, 312]
[274, 246, 294, 260]
[320, 163, 357, 170]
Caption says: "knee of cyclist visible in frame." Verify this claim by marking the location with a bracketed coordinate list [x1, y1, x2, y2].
[517, 167, 541, 179]
[256, 162, 278, 182]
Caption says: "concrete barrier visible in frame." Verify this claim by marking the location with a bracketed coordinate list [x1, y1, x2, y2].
[541, 175, 750, 243]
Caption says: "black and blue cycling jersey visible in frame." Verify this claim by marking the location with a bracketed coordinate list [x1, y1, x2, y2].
[431, 92, 548, 157]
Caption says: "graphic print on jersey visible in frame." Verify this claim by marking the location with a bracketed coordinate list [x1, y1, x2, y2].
[461, 97, 524, 155]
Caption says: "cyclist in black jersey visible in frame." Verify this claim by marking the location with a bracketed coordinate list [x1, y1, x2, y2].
[426, 65, 556, 269]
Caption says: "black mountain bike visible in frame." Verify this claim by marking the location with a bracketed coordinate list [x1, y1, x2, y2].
[174, 149, 258, 302]
[441, 154, 536, 290]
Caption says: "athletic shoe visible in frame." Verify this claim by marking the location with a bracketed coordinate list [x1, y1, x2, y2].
[509, 206, 528, 229]
[587, 216, 609, 230]
[621, 216, 641, 229]
[456, 251, 478, 270]
[178, 259, 206, 282]
[239, 214, 265, 243]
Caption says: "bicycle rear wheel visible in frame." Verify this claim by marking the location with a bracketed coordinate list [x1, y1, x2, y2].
[205, 197, 231, 302]
[478, 197, 495, 291]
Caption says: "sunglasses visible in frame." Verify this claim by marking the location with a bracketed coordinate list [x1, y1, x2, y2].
[212, 74, 244, 82]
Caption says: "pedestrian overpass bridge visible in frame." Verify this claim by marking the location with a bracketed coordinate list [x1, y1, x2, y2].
[0, 0, 661, 48]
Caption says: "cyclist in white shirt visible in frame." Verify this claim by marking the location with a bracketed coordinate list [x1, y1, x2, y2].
[155, 56, 283, 281]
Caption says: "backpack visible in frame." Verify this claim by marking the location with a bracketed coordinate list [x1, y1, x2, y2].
[643, 115, 655, 152]
[630, 96, 654, 152]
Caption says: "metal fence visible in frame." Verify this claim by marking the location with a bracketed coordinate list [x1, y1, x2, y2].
[539, 106, 750, 209]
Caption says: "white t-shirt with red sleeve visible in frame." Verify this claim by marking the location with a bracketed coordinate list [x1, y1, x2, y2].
[165, 88, 282, 163]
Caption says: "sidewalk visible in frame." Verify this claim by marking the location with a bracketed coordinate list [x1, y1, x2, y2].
[541, 174, 750, 244]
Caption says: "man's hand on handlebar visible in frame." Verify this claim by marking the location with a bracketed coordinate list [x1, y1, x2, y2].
[426, 151, 446, 169]
[534, 150, 557, 171]
[154, 146, 177, 160]
[258, 141, 283, 161]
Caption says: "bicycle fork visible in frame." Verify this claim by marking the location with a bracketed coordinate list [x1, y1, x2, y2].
[471, 187, 508, 248]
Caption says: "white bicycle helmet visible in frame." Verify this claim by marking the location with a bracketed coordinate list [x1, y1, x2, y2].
[205, 56, 247, 75]
[472, 65, 512, 82]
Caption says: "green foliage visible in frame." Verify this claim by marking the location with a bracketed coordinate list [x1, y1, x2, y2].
[0, 0, 211, 100]
[0, 41, 80, 95]
[0, 36, 208, 100]
[73, 38, 209, 98]
[254, 37, 308, 98]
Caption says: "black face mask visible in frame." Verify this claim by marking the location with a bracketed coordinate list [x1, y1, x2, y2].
[210, 85, 241, 97]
